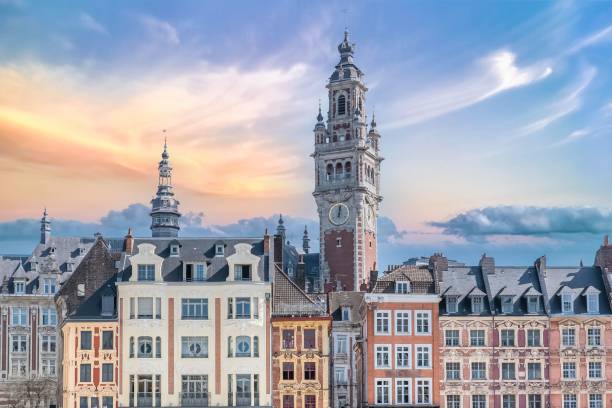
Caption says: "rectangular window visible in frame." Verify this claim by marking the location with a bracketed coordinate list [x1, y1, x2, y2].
[41, 308, 57, 326]
[335, 368, 347, 385]
[527, 329, 541, 347]
[502, 362, 516, 380]
[589, 394, 603, 408]
[415, 345, 431, 368]
[501, 296, 513, 314]
[473, 395, 486, 408]
[415, 378, 431, 405]
[181, 298, 209, 319]
[395, 311, 411, 335]
[562, 362, 576, 379]
[80, 397, 88, 408]
[102, 331, 113, 350]
[447, 395, 461, 408]
[415, 311, 431, 334]
[304, 362, 316, 380]
[341, 307, 350, 321]
[283, 395, 294, 408]
[235, 297, 251, 318]
[101, 363, 113, 382]
[446, 362, 461, 380]
[336, 335, 347, 354]
[80, 364, 92, 382]
[375, 379, 390, 405]
[503, 395, 516, 408]
[375, 311, 390, 334]
[14, 281, 25, 294]
[471, 362, 486, 380]
[137, 297, 154, 319]
[41, 335, 56, 353]
[137, 264, 155, 281]
[81, 331, 92, 350]
[194, 264, 206, 281]
[562, 294, 573, 314]
[395, 281, 410, 293]
[587, 294, 599, 313]
[588, 361, 602, 379]
[155, 297, 161, 319]
[42, 278, 56, 294]
[41, 358, 56, 376]
[471, 296, 483, 314]
[562, 328, 576, 347]
[528, 362, 541, 380]
[528, 395, 542, 408]
[375, 345, 390, 368]
[11, 307, 28, 326]
[527, 296, 540, 313]
[501, 329, 515, 347]
[236, 374, 251, 406]
[181, 336, 209, 358]
[234, 264, 252, 281]
[102, 397, 113, 408]
[563, 394, 577, 408]
[303, 329, 316, 349]
[470, 329, 485, 347]
[12, 335, 27, 352]
[445, 329, 460, 346]
[446, 296, 458, 313]
[90, 398, 98, 408]
[587, 328, 601, 346]
[395, 378, 411, 405]
[304, 395, 316, 408]
[395, 345, 411, 369]
[282, 362, 294, 380]
[282, 330, 295, 349]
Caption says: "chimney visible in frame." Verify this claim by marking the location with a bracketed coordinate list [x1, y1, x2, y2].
[479, 253, 495, 275]
[535, 255, 547, 278]
[604, 235, 609, 247]
[124, 228, 134, 254]
[273, 234, 283, 266]
[263, 228, 270, 255]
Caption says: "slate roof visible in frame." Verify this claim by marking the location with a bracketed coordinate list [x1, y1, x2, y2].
[28, 236, 95, 274]
[486, 266, 546, 315]
[439, 266, 492, 316]
[272, 265, 326, 317]
[544, 266, 612, 315]
[118, 237, 268, 282]
[372, 265, 436, 294]
[328, 291, 364, 323]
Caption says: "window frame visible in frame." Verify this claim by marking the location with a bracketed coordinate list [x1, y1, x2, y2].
[375, 344, 391, 369]
[415, 310, 431, 335]
[375, 311, 391, 335]
[395, 310, 411, 335]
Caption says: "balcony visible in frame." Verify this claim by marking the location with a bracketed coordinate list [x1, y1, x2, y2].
[180, 392, 209, 407]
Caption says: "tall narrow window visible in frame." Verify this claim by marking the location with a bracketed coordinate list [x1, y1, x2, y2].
[337, 95, 346, 116]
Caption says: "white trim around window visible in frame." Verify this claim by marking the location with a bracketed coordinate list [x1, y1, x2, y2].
[415, 344, 432, 369]
[374, 378, 391, 405]
[394, 310, 412, 335]
[395, 344, 412, 369]
[374, 344, 392, 369]
[395, 378, 412, 405]
[415, 310, 432, 335]
[374, 310, 391, 336]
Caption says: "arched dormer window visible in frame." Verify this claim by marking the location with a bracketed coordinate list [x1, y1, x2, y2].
[337, 95, 346, 116]
[326, 164, 334, 181]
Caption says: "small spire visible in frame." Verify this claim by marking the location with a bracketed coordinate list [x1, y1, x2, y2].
[162, 130, 169, 159]
[302, 225, 310, 254]
[371, 111, 377, 129]
[317, 100, 324, 122]
[276, 214, 286, 239]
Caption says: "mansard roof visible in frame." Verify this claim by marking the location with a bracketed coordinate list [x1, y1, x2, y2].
[544, 266, 611, 315]
[118, 237, 268, 283]
[328, 291, 364, 323]
[28, 236, 95, 274]
[272, 265, 326, 317]
[372, 265, 436, 294]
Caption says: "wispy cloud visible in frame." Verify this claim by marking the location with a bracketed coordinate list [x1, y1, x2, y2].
[565, 24, 612, 55]
[139, 15, 180, 45]
[387, 50, 552, 128]
[515, 66, 596, 137]
[79, 12, 108, 35]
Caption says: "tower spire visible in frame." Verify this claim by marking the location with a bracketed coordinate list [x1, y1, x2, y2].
[40, 207, 51, 244]
[150, 135, 181, 237]
[302, 225, 310, 254]
[276, 214, 286, 241]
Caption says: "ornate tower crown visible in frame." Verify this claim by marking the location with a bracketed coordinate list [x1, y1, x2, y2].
[150, 138, 181, 237]
[40, 207, 51, 244]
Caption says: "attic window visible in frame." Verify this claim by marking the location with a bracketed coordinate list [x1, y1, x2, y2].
[341, 307, 351, 321]
[561, 294, 573, 314]
[50, 247, 56, 254]
[14, 281, 25, 295]
[77, 284, 85, 297]
[446, 296, 458, 314]
[587, 294, 599, 314]
[215, 244, 224, 256]
[527, 296, 540, 313]
[101, 294, 115, 316]
[234, 265, 251, 281]
[30, 262, 37, 272]
[66, 263, 73, 272]
[501, 296, 513, 314]
[79, 247, 86, 255]
[395, 281, 410, 294]
[471, 296, 483, 314]
[170, 245, 179, 256]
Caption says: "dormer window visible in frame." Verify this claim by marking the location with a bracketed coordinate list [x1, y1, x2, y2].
[341, 307, 351, 321]
[49, 246, 56, 254]
[42, 278, 56, 295]
[587, 294, 599, 314]
[66, 263, 73, 272]
[561, 294, 573, 314]
[14, 281, 25, 295]
[79, 247, 86, 256]
[500, 296, 513, 314]
[527, 296, 540, 313]
[30, 262, 37, 272]
[471, 296, 483, 314]
[446, 296, 458, 314]
[101, 294, 115, 316]
[137, 264, 155, 281]
[170, 245, 180, 256]
[77, 284, 85, 297]
[234, 264, 251, 281]
[185, 264, 206, 282]
[215, 244, 224, 256]
[395, 281, 410, 294]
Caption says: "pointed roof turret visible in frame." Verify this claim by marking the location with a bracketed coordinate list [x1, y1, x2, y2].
[276, 214, 286, 240]
[302, 225, 310, 254]
[151, 136, 181, 237]
[40, 207, 51, 244]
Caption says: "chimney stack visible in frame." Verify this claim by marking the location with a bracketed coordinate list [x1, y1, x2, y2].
[124, 228, 134, 254]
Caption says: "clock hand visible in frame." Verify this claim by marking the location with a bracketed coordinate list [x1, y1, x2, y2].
[337, 206, 341, 218]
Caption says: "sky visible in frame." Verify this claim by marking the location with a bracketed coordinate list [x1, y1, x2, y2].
[1, 0, 612, 267]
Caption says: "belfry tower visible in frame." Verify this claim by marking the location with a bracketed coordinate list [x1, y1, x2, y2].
[312, 30, 383, 291]
[150, 140, 181, 237]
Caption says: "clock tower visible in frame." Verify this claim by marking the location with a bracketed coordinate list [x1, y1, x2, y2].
[312, 30, 382, 292]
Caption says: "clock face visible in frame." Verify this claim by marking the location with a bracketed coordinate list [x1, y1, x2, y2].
[366, 205, 376, 229]
[329, 203, 350, 226]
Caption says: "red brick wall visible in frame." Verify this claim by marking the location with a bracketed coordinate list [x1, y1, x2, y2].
[325, 229, 355, 291]
[364, 230, 377, 279]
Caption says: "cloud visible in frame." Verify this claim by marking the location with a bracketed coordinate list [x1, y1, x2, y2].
[602, 101, 612, 117]
[79, 12, 108, 35]
[552, 128, 590, 146]
[387, 49, 552, 128]
[516, 66, 596, 137]
[139, 15, 180, 45]
[566, 24, 612, 55]
[430, 206, 612, 238]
